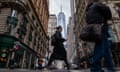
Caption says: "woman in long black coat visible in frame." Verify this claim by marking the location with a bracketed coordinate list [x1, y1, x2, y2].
[47, 26, 69, 69]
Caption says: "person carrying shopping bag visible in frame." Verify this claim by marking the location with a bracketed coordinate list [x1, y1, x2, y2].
[80, 0, 115, 72]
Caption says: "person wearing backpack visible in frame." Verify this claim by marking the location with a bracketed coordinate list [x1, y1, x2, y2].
[46, 25, 70, 70]
[85, 0, 114, 72]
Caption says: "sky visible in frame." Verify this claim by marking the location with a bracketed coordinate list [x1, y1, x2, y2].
[49, 0, 71, 25]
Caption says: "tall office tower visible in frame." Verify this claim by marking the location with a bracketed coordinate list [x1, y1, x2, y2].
[67, 17, 76, 63]
[57, 7, 66, 38]
[66, 0, 76, 63]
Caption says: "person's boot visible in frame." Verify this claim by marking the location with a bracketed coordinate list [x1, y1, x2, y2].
[67, 64, 70, 70]
[102, 70, 104, 72]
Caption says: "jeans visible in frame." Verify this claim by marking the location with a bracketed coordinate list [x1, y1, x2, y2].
[90, 32, 114, 72]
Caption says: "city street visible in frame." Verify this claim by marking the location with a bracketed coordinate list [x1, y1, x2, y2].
[0, 68, 120, 72]
[0, 0, 120, 72]
[0, 69, 93, 72]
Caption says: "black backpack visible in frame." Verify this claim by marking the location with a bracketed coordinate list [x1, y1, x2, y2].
[51, 34, 56, 46]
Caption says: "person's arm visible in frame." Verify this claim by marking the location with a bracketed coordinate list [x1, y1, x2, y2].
[55, 31, 66, 42]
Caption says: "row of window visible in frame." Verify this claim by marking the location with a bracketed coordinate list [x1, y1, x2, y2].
[26, 2, 47, 42]
[33, 0, 48, 32]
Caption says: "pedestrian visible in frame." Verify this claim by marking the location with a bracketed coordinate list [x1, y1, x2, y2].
[85, 0, 114, 72]
[46, 25, 70, 70]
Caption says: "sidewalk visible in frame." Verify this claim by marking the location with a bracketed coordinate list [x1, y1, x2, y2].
[0, 67, 120, 72]
[114, 67, 120, 71]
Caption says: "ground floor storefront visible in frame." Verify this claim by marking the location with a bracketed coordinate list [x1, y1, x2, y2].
[0, 34, 38, 69]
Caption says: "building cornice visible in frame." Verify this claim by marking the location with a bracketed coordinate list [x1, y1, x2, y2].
[0, 0, 27, 14]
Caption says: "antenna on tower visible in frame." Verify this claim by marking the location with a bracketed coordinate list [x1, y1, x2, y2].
[60, 5, 62, 12]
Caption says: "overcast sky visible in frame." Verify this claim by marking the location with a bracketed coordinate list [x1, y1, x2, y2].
[49, 0, 71, 25]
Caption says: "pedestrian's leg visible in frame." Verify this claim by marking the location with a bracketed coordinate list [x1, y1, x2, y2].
[90, 44, 104, 72]
[104, 40, 114, 72]
[47, 54, 54, 67]
[64, 57, 70, 70]
[90, 34, 105, 72]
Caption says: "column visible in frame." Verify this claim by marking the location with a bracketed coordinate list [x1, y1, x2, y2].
[28, 54, 32, 69]
[21, 50, 26, 68]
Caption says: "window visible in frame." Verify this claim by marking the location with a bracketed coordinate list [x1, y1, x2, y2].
[34, 37, 36, 45]
[36, 23, 39, 27]
[28, 26, 33, 41]
[117, 8, 120, 17]
[0, 9, 1, 14]
[32, 15, 35, 21]
[26, 4, 30, 12]
[29, 31, 32, 41]
[21, 17, 28, 26]
[11, 10, 18, 17]
[17, 28, 23, 40]
[19, 17, 28, 35]
[38, 37, 40, 41]
[34, 33, 37, 45]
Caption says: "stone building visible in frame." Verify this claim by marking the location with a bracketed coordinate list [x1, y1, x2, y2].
[0, 0, 49, 68]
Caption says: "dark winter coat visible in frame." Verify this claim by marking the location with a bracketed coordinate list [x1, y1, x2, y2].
[52, 31, 67, 60]
[86, 2, 112, 33]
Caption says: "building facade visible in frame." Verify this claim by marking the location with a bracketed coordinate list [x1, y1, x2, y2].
[0, 0, 49, 68]
[48, 14, 57, 57]
[31, 0, 49, 33]
[74, 0, 89, 67]
[66, 0, 76, 64]
[67, 17, 76, 63]
[105, 0, 120, 67]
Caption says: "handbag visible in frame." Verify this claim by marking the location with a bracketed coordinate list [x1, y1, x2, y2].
[79, 24, 102, 42]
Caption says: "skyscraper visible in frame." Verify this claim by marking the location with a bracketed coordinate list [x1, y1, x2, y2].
[66, 0, 76, 63]
[57, 6, 66, 38]
[67, 17, 76, 63]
